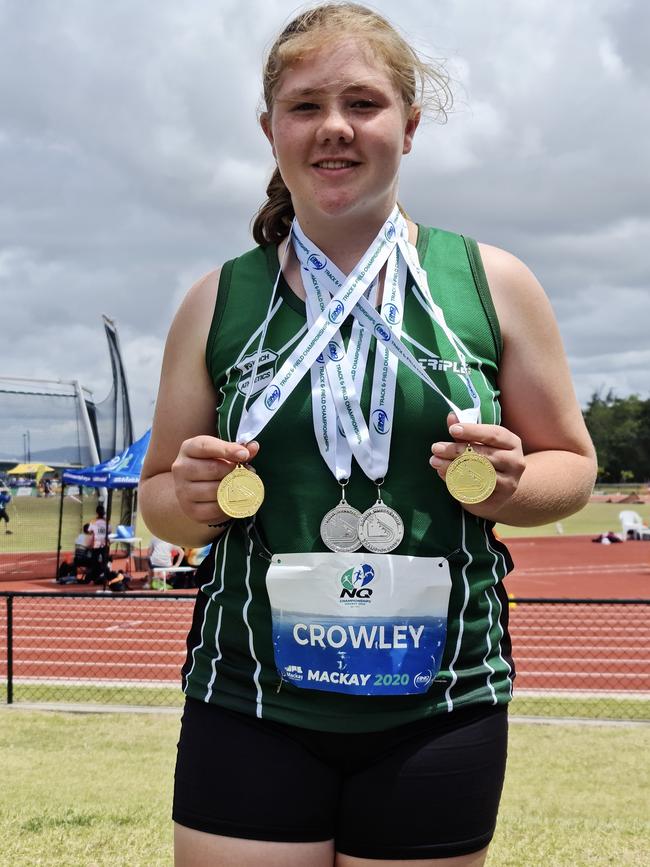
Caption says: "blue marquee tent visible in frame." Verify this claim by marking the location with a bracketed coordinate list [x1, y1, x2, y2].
[62, 429, 151, 489]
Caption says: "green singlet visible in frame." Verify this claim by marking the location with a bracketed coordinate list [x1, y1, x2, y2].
[182, 225, 515, 733]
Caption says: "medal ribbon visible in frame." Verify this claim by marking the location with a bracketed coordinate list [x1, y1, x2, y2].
[293, 220, 406, 483]
[237, 207, 402, 444]
[292, 219, 480, 427]
[303, 272, 377, 482]
[290, 213, 480, 491]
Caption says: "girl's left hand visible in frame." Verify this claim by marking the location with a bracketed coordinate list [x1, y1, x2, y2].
[430, 412, 526, 518]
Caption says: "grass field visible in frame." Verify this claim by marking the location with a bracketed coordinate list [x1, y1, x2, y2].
[1, 498, 648, 557]
[0, 490, 142, 562]
[0, 710, 647, 866]
[1, 683, 648, 722]
[496, 500, 650, 538]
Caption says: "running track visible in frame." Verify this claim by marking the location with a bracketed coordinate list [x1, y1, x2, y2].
[0, 536, 648, 696]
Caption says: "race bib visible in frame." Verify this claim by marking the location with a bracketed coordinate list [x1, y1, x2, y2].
[266, 552, 451, 696]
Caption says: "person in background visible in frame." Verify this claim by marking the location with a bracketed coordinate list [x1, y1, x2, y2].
[87, 504, 110, 584]
[73, 522, 95, 580]
[145, 535, 183, 589]
[107, 569, 131, 592]
[0, 487, 12, 535]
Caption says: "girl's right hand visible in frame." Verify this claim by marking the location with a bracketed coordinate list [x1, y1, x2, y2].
[171, 436, 260, 524]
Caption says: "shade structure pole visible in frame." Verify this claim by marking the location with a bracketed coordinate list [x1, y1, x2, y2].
[55, 482, 65, 579]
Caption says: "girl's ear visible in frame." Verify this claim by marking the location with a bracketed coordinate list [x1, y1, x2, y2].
[402, 107, 421, 155]
[260, 112, 276, 157]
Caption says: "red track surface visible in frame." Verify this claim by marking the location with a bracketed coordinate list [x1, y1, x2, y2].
[1, 536, 648, 697]
[504, 536, 650, 599]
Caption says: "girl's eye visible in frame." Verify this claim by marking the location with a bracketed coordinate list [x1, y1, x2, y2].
[351, 99, 377, 109]
[292, 102, 319, 112]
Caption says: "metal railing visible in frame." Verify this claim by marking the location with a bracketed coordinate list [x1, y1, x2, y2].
[1, 592, 648, 720]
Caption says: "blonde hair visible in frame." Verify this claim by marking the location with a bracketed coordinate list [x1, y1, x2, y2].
[252, 2, 451, 246]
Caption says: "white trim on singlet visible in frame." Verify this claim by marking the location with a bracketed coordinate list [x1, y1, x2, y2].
[445, 510, 472, 712]
[183, 523, 232, 697]
[205, 605, 223, 702]
[482, 589, 498, 705]
[202, 526, 232, 700]
[184, 593, 211, 700]
[482, 521, 514, 699]
[241, 522, 263, 718]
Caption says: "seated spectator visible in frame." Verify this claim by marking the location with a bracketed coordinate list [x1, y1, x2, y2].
[591, 531, 623, 544]
[107, 569, 131, 592]
[73, 523, 95, 581]
[145, 536, 183, 589]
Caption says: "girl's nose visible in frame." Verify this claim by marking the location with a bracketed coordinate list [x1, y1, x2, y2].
[316, 108, 354, 144]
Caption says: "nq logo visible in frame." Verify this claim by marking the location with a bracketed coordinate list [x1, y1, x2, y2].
[308, 253, 327, 270]
[340, 563, 375, 600]
[264, 385, 281, 410]
[385, 222, 396, 242]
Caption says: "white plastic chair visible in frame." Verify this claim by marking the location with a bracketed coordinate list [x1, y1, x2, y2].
[619, 510, 650, 540]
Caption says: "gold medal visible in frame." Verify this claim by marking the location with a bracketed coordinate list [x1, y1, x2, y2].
[445, 445, 497, 505]
[217, 465, 265, 518]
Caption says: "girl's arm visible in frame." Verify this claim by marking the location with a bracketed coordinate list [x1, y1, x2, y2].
[139, 268, 258, 546]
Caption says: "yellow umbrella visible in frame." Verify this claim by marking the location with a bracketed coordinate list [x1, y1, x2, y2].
[7, 463, 55, 483]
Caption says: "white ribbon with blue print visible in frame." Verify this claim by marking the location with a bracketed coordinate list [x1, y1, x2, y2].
[293, 219, 481, 428]
[290, 213, 481, 487]
[294, 221, 406, 483]
[303, 272, 377, 482]
[237, 206, 403, 444]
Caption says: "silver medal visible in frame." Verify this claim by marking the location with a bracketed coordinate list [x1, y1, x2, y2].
[358, 501, 404, 553]
[320, 503, 363, 553]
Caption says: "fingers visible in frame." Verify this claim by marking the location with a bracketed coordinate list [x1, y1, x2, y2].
[444, 413, 521, 451]
[431, 415, 521, 467]
[171, 436, 260, 524]
[430, 440, 512, 471]
[430, 418, 525, 503]
[180, 436, 258, 464]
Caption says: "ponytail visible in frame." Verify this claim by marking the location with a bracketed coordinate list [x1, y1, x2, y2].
[252, 167, 294, 246]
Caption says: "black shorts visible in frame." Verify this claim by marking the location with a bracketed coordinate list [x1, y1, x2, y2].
[173, 698, 508, 860]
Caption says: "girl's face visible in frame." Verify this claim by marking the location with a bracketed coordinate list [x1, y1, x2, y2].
[261, 39, 419, 228]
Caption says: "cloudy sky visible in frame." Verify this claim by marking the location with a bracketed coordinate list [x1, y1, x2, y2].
[1, 0, 649, 445]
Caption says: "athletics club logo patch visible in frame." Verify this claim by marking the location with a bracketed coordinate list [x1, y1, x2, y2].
[235, 349, 278, 398]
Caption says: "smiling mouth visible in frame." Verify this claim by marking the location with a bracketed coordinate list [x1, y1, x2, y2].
[313, 160, 360, 169]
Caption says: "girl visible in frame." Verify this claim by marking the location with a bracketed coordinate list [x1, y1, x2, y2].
[140, 4, 596, 865]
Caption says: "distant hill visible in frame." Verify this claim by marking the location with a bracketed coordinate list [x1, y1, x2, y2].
[0, 444, 93, 467]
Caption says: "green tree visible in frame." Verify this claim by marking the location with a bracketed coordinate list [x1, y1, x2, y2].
[583, 391, 649, 484]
